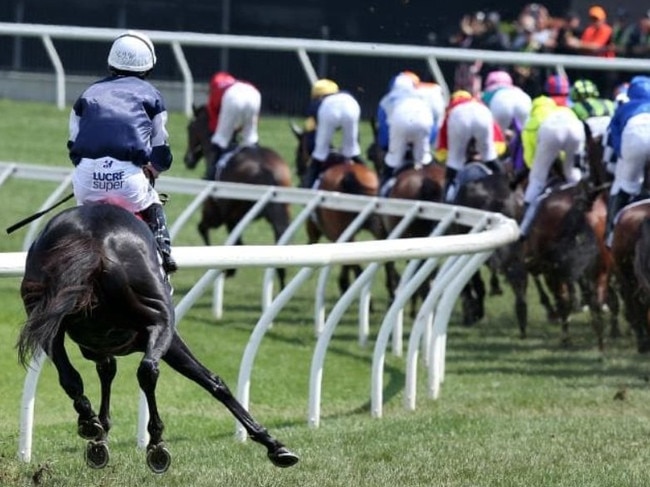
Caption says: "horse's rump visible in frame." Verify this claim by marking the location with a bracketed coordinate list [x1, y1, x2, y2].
[18, 204, 169, 364]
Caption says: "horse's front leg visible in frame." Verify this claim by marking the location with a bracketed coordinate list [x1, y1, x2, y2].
[162, 333, 299, 468]
[50, 333, 109, 468]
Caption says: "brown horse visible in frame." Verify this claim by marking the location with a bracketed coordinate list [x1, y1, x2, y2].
[365, 129, 446, 314]
[524, 123, 619, 349]
[291, 124, 398, 298]
[611, 201, 650, 353]
[185, 104, 292, 285]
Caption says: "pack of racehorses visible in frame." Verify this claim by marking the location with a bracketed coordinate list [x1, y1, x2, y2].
[14, 92, 650, 475]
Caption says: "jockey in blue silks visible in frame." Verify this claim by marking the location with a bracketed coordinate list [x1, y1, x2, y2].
[604, 75, 650, 247]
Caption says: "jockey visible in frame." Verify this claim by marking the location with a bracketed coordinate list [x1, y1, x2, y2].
[569, 78, 615, 139]
[544, 73, 571, 107]
[519, 95, 586, 239]
[481, 70, 532, 134]
[68, 31, 177, 275]
[376, 72, 420, 154]
[604, 75, 650, 247]
[415, 80, 446, 144]
[206, 71, 262, 181]
[435, 90, 507, 201]
[379, 81, 435, 191]
[602, 82, 631, 176]
[300, 78, 363, 188]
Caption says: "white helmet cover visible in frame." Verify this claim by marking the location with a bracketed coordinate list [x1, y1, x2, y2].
[107, 30, 157, 73]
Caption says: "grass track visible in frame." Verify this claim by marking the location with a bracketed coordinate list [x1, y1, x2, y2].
[0, 99, 649, 486]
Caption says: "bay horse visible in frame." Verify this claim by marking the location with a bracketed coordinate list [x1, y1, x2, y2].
[611, 201, 650, 353]
[17, 204, 299, 473]
[365, 125, 445, 314]
[291, 124, 398, 299]
[184, 104, 292, 286]
[522, 123, 619, 350]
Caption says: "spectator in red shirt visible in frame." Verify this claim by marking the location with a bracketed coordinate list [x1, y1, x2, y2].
[578, 5, 615, 57]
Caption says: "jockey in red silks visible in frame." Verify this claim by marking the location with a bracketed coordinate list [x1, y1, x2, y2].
[435, 90, 507, 201]
[206, 71, 261, 180]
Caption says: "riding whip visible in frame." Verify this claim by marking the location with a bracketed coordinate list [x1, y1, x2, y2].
[6, 192, 74, 234]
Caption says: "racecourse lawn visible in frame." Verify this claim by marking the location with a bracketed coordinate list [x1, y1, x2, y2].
[0, 98, 649, 487]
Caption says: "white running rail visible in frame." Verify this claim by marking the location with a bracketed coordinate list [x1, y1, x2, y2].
[0, 161, 519, 460]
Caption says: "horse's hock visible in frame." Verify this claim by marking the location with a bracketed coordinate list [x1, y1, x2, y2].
[0, 161, 519, 461]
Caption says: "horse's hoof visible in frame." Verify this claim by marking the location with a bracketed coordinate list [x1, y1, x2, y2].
[147, 444, 171, 474]
[268, 446, 299, 468]
[85, 440, 109, 469]
[78, 419, 105, 441]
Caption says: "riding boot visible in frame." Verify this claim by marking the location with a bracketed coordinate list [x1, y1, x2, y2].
[519, 202, 532, 241]
[444, 166, 458, 203]
[379, 165, 395, 194]
[205, 144, 225, 181]
[139, 203, 178, 274]
[301, 159, 322, 188]
[352, 155, 366, 165]
[484, 159, 502, 174]
[605, 190, 631, 248]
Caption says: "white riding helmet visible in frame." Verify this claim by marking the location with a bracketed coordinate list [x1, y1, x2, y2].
[107, 30, 157, 73]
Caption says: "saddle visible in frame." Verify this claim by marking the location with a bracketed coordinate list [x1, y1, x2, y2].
[379, 162, 419, 197]
[446, 162, 495, 202]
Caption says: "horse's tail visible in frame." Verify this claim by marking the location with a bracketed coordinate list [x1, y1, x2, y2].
[340, 169, 377, 196]
[634, 218, 650, 295]
[419, 177, 443, 202]
[17, 235, 103, 367]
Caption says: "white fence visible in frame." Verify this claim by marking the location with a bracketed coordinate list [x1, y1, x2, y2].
[0, 162, 518, 461]
[1, 22, 650, 115]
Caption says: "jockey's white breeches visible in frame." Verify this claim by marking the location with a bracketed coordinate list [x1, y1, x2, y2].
[445, 101, 497, 171]
[384, 96, 434, 169]
[612, 113, 650, 196]
[73, 158, 161, 212]
[312, 92, 361, 161]
[488, 87, 532, 133]
[524, 111, 585, 204]
[212, 82, 261, 148]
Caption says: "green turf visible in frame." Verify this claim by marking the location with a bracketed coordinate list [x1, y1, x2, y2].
[0, 98, 648, 487]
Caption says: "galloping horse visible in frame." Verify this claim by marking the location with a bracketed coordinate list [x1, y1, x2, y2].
[184, 104, 292, 285]
[291, 124, 398, 298]
[523, 124, 618, 350]
[365, 124, 445, 313]
[611, 201, 650, 352]
[450, 163, 529, 333]
[17, 204, 299, 473]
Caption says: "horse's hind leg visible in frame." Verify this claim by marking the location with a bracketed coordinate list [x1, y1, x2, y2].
[266, 202, 290, 289]
[162, 333, 299, 468]
[137, 325, 175, 473]
[50, 334, 109, 468]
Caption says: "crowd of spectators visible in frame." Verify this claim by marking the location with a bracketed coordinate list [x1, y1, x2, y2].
[447, 3, 650, 98]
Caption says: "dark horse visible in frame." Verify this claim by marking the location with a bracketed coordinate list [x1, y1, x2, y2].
[450, 162, 529, 334]
[291, 124, 398, 298]
[17, 204, 299, 473]
[612, 201, 650, 352]
[184, 104, 292, 285]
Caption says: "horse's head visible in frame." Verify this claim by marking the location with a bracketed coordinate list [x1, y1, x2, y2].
[290, 121, 310, 178]
[184, 104, 212, 169]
